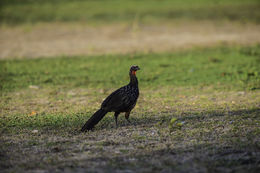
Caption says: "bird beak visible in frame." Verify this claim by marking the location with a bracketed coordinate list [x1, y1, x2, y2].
[137, 67, 140, 70]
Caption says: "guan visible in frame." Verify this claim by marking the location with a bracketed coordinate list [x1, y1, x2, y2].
[81, 65, 140, 131]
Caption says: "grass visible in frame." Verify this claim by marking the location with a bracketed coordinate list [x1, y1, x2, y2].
[1, 0, 260, 25]
[0, 45, 259, 128]
[1, 45, 260, 93]
[0, 45, 260, 172]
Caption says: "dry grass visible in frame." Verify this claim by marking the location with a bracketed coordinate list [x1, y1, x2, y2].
[1, 21, 260, 59]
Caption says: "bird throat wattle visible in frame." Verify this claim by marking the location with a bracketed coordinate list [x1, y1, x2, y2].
[131, 71, 136, 75]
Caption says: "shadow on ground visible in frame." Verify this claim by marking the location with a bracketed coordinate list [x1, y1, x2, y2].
[0, 108, 259, 173]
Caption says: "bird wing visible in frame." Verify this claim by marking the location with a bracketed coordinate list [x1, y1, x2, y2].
[101, 86, 130, 111]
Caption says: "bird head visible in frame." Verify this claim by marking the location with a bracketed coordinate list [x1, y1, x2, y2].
[130, 65, 140, 75]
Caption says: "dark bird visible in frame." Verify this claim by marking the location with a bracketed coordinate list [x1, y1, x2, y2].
[81, 65, 140, 131]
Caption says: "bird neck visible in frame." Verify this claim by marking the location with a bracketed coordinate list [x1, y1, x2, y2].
[129, 73, 138, 86]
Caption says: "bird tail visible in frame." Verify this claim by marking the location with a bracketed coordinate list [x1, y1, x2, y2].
[81, 109, 108, 132]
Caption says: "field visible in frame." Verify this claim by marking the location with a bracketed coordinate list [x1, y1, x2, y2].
[1, 0, 260, 25]
[1, 0, 260, 173]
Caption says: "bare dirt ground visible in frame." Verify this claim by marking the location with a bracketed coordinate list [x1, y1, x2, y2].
[1, 21, 260, 59]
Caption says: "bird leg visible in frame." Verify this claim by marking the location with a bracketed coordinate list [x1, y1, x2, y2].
[114, 112, 120, 128]
[125, 111, 131, 123]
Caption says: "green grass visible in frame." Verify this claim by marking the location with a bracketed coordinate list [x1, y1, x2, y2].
[0, 45, 259, 130]
[1, 45, 260, 94]
[0, 45, 260, 172]
[1, 0, 260, 25]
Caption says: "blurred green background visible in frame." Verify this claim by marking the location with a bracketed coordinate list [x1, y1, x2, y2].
[1, 0, 259, 25]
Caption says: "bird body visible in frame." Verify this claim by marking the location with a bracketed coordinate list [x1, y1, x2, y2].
[81, 65, 140, 131]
